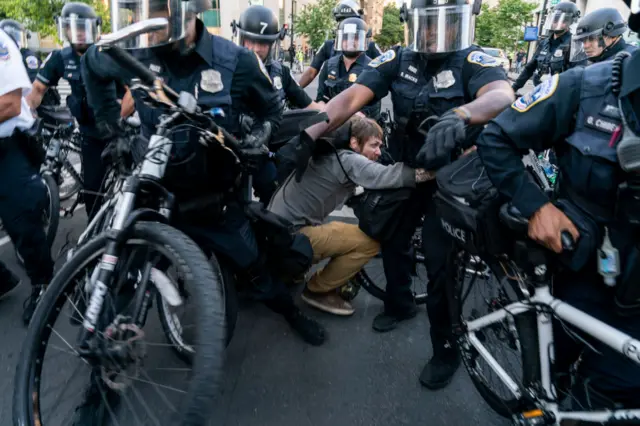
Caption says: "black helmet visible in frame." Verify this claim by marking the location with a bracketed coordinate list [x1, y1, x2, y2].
[57, 2, 101, 50]
[336, 17, 368, 57]
[0, 19, 28, 48]
[400, 0, 482, 55]
[546, 1, 580, 34]
[570, 8, 627, 63]
[333, 0, 363, 22]
[234, 5, 281, 42]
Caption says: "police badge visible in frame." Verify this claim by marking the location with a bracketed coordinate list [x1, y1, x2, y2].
[200, 69, 223, 93]
[273, 76, 283, 90]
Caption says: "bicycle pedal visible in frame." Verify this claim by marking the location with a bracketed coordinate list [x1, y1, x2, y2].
[513, 409, 554, 425]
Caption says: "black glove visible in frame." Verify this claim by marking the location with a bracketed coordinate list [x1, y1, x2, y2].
[239, 145, 269, 174]
[293, 130, 316, 182]
[99, 121, 132, 172]
[240, 121, 272, 149]
[416, 108, 468, 168]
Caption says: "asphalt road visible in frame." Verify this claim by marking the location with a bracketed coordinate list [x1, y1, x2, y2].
[0, 73, 511, 426]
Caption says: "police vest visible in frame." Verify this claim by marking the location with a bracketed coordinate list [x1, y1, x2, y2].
[536, 36, 571, 75]
[389, 47, 474, 165]
[61, 47, 95, 127]
[20, 48, 40, 82]
[267, 59, 286, 106]
[323, 54, 381, 119]
[560, 61, 623, 222]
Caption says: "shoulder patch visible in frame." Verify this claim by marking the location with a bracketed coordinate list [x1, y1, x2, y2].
[511, 74, 560, 113]
[368, 49, 396, 68]
[467, 51, 499, 67]
[0, 43, 10, 61]
[255, 52, 272, 84]
[26, 55, 39, 69]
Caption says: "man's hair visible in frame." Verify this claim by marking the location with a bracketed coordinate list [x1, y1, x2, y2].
[350, 116, 383, 148]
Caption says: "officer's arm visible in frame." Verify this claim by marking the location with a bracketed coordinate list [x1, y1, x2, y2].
[0, 34, 30, 123]
[513, 47, 539, 91]
[315, 64, 329, 102]
[299, 42, 327, 88]
[476, 70, 583, 218]
[368, 42, 383, 59]
[306, 48, 398, 140]
[27, 51, 63, 109]
[81, 45, 134, 131]
[281, 65, 318, 109]
[232, 50, 282, 133]
[0, 89, 22, 123]
[461, 53, 515, 125]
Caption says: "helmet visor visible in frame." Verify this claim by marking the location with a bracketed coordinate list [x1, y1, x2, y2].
[58, 16, 100, 45]
[548, 10, 573, 32]
[110, 0, 189, 49]
[570, 29, 603, 61]
[3, 26, 27, 48]
[407, 5, 474, 54]
[336, 25, 366, 52]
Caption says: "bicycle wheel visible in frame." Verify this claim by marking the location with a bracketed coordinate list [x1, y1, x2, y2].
[353, 226, 428, 305]
[13, 222, 225, 426]
[448, 249, 540, 418]
[59, 152, 83, 201]
[158, 257, 238, 363]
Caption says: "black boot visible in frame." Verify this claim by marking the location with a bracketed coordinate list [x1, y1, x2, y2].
[371, 306, 418, 333]
[419, 340, 460, 390]
[284, 307, 326, 346]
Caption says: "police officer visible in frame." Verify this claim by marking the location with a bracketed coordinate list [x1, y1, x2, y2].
[0, 20, 39, 82]
[27, 3, 108, 221]
[298, 0, 382, 89]
[512, 1, 579, 92]
[0, 28, 54, 324]
[316, 17, 381, 120]
[81, 0, 325, 347]
[298, 0, 514, 389]
[570, 8, 637, 66]
[476, 0, 640, 408]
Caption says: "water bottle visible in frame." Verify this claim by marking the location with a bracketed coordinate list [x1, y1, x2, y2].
[538, 153, 557, 186]
[598, 227, 620, 287]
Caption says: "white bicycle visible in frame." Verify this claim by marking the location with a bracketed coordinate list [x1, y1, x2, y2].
[446, 204, 640, 425]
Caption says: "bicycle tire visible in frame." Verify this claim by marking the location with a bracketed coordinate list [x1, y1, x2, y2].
[357, 269, 429, 305]
[59, 157, 83, 201]
[13, 221, 225, 426]
[448, 249, 540, 418]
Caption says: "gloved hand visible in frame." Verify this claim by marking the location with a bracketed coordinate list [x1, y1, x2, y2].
[99, 121, 132, 172]
[240, 121, 272, 149]
[293, 130, 316, 182]
[239, 145, 269, 174]
[416, 108, 469, 168]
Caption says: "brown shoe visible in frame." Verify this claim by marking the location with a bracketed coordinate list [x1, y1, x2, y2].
[301, 288, 355, 316]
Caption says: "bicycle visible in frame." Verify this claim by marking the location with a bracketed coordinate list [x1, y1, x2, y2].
[446, 204, 640, 425]
[12, 20, 245, 426]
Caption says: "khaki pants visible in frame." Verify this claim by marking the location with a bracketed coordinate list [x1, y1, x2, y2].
[299, 222, 380, 293]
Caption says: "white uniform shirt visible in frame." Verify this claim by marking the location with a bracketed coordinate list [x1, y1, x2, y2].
[0, 29, 35, 138]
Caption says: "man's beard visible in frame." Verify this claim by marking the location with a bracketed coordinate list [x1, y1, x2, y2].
[343, 51, 360, 58]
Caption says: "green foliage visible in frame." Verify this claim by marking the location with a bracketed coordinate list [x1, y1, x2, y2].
[374, 4, 404, 50]
[294, 0, 337, 50]
[475, 0, 537, 53]
[0, 0, 110, 41]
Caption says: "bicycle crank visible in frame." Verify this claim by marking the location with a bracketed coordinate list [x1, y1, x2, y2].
[512, 409, 555, 425]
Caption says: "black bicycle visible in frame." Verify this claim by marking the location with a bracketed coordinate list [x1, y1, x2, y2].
[12, 22, 246, 426]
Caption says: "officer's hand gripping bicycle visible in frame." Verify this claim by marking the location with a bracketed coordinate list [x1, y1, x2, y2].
[11, 19, 265, 426]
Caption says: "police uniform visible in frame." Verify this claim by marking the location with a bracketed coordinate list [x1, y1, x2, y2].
[19, 47, 40, 82]
[316, 53, 381, 119]
[310, 38, 382, 72]
[82, 19, 290, 304]
[476, 61, 640, 407]
[356, 45, 508, 345]
[513, 31, 572, 90]
[36, 46, 113, 219]
[267, 58, 313, 109]
[0, 29, 53, 292]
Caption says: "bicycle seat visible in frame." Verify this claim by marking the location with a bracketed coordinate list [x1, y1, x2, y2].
[38, 105, 74, 126]
[499, 203, 529, 235]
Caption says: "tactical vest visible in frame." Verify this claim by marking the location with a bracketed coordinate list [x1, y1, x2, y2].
[323, 54, 381, 120]
[560, 61, 623, 222]
[389, 47, 474, 165]
[20, 48, 39, 82]
[61, 47, 95, 127]
[267, 59, 286, 106]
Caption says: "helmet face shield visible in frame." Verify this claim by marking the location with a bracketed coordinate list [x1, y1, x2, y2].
[336, 24, 366, 52]
[570, 29, 604, 62]
[406, 5, 474, 54]
[110, 0, 190, 49]
[547, 10, 573, 32]
[58, 15, 100, 45]
[2, 24, 27, 48]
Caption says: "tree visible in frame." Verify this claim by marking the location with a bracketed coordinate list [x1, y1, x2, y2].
[475, 0, 537, 53]
[0, 0, 110, 40]
[374, 4, 404, 50]
[294, 0, 337, 50]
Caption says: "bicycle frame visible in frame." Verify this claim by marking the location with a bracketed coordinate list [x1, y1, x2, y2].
[464, 283, 640, 424]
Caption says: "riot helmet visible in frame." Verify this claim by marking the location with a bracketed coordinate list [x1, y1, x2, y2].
[333, 0, 363, 22]
[56, 3, 101, 53]
[109, 0, 210, 49]
[400, 0, 482, 55]
[546, 1, 580, 35]
[232, 5, 284, 62]
[0, 20, 28, 49]
[570, 8, 627, 63]
[336, 17, 367, 58]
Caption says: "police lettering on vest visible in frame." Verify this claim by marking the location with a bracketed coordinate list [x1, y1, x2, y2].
[61, 46, 94, 126]
[323, 53, 380, 119]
